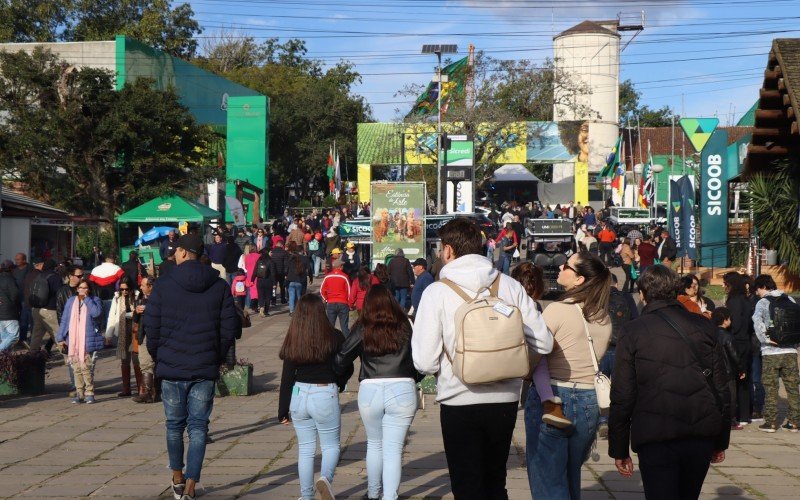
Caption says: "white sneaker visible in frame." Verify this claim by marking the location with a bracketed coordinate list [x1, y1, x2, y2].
[738, 421, 749, 426]
[315, 476, 335, 500]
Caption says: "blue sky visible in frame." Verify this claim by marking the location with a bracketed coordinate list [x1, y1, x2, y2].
[185, 0, 800, 123]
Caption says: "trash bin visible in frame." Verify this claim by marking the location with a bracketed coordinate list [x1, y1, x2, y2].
[766, 250, 778, 266]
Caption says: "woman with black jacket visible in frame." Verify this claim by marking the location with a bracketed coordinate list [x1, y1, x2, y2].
[333, 285, 422, 500]
[285, 242, 312, 315]
[251, 248, 277, 317]
[278, 294, 351, 500]
[723, 272, 754, 424]
[609, 265, 730, 499]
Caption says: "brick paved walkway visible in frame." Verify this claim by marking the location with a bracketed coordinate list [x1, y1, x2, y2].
[2, 294, 800, 499]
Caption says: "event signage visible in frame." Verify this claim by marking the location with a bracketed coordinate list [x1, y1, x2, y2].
[370, 182, 426, 266]
[699, 129, 729, 267]
[669, 178, 684, 255]
[678, 175, 697, 261]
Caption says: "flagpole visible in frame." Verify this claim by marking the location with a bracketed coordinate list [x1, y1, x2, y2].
[437, 50, 443, 214]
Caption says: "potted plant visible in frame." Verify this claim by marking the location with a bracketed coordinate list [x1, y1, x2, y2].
[0, 350, 49, 396]
[215, 358, 254, 396]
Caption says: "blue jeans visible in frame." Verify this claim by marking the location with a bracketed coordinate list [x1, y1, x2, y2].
[326, 302, 350, 337]
[358, 379, 418, 499]
[526, 384, 600, 500]
[288, 281, 303, 313]
[752, 351, 764, 414]
[394, 288, 409, 310]
[313, 255, 324, 276]
[291, 382, 341, 500]
[0, 320, 19, 352]
[161, 379, 215, 482]
[496, 253, 511, 275]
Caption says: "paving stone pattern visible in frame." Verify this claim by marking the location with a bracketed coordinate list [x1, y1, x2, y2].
[2, 288, 800, 498]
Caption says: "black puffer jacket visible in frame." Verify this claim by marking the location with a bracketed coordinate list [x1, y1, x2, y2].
[144, 260, 239, 381]
[333, 323, 423, 382]
[0, 272, 20, 321]
[270, 247, 290, 276]
[608, 300, 731, 458]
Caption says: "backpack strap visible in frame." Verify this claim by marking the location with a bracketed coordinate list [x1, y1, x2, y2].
[488, 274, 501, 298]
[439, 278, 474, 302]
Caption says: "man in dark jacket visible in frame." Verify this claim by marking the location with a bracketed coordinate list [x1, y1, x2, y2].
[609, 265, 730, 499]
[657, 229, 678, 267]
[269, 240, 290, 305]
[29, 258, 64, 353]
[388, 248, 414, 310]
[410, 258, 433, 315]
[159, 230, 178, 261]
[144, 234, 238, 500]
[12, 253, 32, 346]
[0, 260, 21, 352]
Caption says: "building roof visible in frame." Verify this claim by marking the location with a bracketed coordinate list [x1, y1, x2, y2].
[0, 187, 71, 218]
[357, 122, 403, 165]
[554, 20, 620, 40]
[621, 126, 753, 164]
[743, 38, 800, 176]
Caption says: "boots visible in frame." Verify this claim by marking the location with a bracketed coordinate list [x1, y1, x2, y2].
[542, 397, 572, 429]
[117, 362, 132, 397]
[132, 373, 155, 403]
[133, 364, 144, 396]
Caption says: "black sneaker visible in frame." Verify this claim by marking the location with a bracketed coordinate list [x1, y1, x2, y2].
[759, 423, 777, 433]
[782, 422, 799, 432]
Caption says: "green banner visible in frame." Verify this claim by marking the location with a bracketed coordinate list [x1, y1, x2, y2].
[370, 182, 426, 265]
[441, 140, 474, 166]
[700, 129, 729, 267]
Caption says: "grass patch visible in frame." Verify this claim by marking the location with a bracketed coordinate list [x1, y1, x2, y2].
[703, 285, 726, 301]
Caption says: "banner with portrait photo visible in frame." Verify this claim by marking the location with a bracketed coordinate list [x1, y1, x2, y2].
[370, 182, 426, 265]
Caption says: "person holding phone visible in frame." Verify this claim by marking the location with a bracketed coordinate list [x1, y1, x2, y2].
[56, 278, 104, 404]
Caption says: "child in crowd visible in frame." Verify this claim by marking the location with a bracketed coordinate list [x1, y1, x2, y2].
[511, 262, 572, 428]
[231, 269, 248, 310]
[712, 307, 745, 430]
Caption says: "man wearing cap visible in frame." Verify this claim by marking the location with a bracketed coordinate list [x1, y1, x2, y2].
[0, 260, 21, 352]
[410, 258, 433, 316]
[144, 234, 238, 500]
[320, 257, 351, 337]
[342, 241, 360, 281]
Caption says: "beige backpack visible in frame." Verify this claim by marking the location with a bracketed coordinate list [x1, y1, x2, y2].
[440, 275, 530, 384]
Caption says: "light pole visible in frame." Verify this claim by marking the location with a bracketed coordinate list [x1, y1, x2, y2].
[421, 44, 457, 213]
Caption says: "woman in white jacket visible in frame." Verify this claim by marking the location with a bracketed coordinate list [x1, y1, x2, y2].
[105, 276, 142, 397]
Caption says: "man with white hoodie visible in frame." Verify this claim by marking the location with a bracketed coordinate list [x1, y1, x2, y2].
[412, 218, 553, 499]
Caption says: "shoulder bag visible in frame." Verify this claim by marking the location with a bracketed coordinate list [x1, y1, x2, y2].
[576, 304, 611, 409]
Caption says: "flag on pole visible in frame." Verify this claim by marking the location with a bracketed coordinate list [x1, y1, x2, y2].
[409, 56, 470, 117]
[334, 149, 341, 197]
[327, 145, 335, 195]
[641, 140, 654, 207]
[600, 134, 623, 178]
[610, 142, 626, 205]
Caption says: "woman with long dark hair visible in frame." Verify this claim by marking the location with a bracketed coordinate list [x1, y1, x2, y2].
[349, 265, 380, 313]
[334, 285, 421, 500]
[105, 276, 141, 397]
[724, 272, 754, 425]
[278, 294, 350, 500]
[526, 251, 612, 499]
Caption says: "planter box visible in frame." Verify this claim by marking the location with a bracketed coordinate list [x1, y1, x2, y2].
[0, 363, 46, 397]
[216, 365, 253, 396]
[418, 375, 437, 394]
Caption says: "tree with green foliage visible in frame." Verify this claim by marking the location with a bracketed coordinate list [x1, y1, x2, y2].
[197, 37, 371, 209]
[749, 160, 800, 273]
[0, 48, 218, 252]
[619, 79, 675, 127]
[0, 0, 201, 59]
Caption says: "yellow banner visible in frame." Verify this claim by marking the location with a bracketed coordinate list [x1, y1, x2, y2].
[574, 161, 589, 205]
[357, 164, 372, 203]
[478, 122, 527, 164]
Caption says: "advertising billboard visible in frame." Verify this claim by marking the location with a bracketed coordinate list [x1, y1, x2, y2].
[370, 182, 426, 265]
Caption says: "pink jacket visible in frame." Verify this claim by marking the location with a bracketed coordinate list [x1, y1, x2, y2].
[244, 252, 262, 300]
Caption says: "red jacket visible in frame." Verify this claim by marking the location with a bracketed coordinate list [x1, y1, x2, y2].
[320, 269, 351, 305]
[598, 228, 617, 243]
[349, 274, 380, 310]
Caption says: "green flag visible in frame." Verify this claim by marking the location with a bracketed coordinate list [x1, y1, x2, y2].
[599, 134, 623, 178]
[409, 57, 469, 117]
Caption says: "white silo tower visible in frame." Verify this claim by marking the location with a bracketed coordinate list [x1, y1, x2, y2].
[552, 20, 621, 180]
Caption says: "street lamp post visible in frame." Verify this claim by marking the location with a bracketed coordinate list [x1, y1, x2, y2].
[421, 44, 457, 213]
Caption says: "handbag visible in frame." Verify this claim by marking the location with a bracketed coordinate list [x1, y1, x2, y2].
[630, 264, 639, 280]
[576, 304, 611, 409]
[512, 248, 521, 259]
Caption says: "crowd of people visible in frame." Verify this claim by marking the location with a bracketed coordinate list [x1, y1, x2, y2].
[1, 200, 798, 500]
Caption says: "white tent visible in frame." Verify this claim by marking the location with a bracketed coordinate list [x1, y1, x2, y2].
[492, 164, 542, 182]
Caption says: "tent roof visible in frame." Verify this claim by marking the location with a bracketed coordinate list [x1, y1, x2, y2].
[492, 164, 541, 182]
[117, 195, 220, 223]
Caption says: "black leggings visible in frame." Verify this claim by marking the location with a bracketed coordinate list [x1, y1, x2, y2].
[256, 278, 274, 313]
